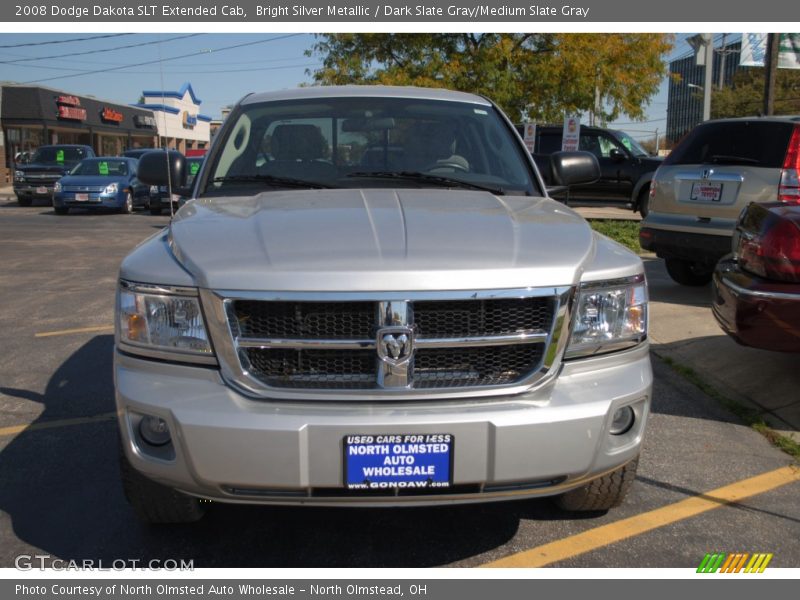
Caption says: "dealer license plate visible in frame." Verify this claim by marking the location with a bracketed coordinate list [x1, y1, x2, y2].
[74, 193, 89, 201]
[344, 434, 453, 491]
[36, 186, 48, 195]
[689, 181, 722, 202]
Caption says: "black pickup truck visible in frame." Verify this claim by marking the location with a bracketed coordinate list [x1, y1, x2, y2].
[520, 125, 662, 216]
[14, 144, 95, 206]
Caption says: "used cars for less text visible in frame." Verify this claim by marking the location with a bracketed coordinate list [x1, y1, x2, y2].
[117, 86, 652, 523]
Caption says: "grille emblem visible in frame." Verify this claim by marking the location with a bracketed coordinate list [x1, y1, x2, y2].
[376, 327, 414, 366]
[702, 169, 713, 180]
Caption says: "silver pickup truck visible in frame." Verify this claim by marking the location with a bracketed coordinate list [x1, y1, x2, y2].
[116, 86, 652, 523]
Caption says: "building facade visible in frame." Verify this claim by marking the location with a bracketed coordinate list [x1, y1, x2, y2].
[666, 40, 743, 145]
[134, 83, 211, 153]
[0, 84, 158, 182]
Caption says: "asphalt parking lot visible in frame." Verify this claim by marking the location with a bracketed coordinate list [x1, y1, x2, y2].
[0, 195, 798, 569]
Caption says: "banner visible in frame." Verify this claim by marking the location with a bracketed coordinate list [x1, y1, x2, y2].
[740, 33, 800, 69]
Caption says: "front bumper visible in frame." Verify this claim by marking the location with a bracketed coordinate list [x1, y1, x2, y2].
[54, 192, 125, 209]
[115, 343, 652, 506]
[14, 183, 57, 198]
[712, 257, 800, 352]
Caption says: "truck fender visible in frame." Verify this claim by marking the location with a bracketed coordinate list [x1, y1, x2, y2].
[631, 174, 654, 209]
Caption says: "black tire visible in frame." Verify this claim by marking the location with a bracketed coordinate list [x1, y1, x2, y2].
[119, 192, 133, 214]
[149, 203, 163, 216]
[17, 196, 32, 207]
[119, 445, 206, 524]
[54, 206, 69, 215]
[664, 258, 713, 286]
[554, 457, 639, 512]
[637, 189, 650, 218]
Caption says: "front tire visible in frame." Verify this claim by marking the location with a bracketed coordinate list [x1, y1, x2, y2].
[637, 189, 650, 218]
[119, 192, 133, 214]
[554, 457, 639, 512]
[665, 258, 713, 286]
[119, 445, 206, 524]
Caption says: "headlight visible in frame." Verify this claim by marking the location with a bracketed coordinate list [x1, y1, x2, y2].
[14, 170, 24, 182]
[117, 281, 213, 363]
[103, 182, 118, 195]
[53, 181, 62, 193]
[565, 274, 647, 359]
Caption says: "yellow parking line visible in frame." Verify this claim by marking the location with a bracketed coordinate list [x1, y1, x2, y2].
[35, 325, 114, 338]
[482, 465, 800, 568]
[0, 412, 118, 438]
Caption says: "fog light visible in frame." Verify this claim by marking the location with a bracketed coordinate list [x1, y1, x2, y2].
[139, 415, 171, 446]
[609, 406, 635, 435]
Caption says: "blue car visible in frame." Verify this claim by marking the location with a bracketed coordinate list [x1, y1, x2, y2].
[52, 157, 156, 215]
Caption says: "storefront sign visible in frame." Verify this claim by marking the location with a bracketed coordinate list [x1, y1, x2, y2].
[101, 107, 124, 123]
[56, 95, 81, 106]
[55, 95, 86, 120]
[134, 114, 157, 128]
[57, 105, 87, 120]
[182, 110, 198, 129]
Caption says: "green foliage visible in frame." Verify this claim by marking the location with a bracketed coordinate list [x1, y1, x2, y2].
[712, 68, 800, 118]
[307, 34, 673, 123]
[588, 219, 642, 254]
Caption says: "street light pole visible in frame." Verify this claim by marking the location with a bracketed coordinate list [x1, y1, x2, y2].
[702, 34, 713, 120]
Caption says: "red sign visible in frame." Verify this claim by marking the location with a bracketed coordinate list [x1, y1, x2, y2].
[57, 105, 87, 121]
[101, 107, 124, 123]
[56, 95, 81, 106]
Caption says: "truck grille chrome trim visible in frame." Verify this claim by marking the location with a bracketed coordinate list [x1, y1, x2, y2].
[200, 287, 574, 401]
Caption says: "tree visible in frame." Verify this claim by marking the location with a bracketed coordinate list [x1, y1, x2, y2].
[712, 68, 800, 118]
[307, 34, 673, 123]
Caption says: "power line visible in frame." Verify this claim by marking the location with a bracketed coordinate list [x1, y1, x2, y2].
[0, 33, 135, 49]
[0, 34, 203, 65]
[21, 34, 304, 85]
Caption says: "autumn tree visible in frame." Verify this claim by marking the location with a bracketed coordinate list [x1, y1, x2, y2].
[307, 34, 673, 123]
[712, 68, 800, 118]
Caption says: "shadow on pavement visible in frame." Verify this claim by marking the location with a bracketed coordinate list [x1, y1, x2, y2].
[0, 335, 533, 567]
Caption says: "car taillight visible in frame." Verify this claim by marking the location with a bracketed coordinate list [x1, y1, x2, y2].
[778, 124, 800, 203]
[738, 217, 800, 282]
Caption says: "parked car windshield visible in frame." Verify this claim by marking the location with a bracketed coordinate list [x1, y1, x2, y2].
[31, 146, 89, 164]
[204, 96, 538, 196]
[69, 158, 130, 177]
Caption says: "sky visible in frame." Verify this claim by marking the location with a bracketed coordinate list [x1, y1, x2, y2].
[0, 33, 704, 141]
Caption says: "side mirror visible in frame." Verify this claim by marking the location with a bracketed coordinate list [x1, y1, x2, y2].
[609, 148, 626, 162]
[550, 151, 600, 187]
[138, 150, 186, 188]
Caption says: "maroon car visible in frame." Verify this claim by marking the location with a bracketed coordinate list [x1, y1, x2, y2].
[713, 202, 800, 352]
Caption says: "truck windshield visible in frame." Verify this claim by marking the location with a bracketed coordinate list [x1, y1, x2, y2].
[31, 146, 89, 164]
[203, 96, 538, 197]
[616, 132, 650, 157]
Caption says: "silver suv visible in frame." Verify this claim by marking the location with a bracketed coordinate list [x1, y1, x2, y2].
[117, 86, 651, 523]
[640, 117, 800, 285]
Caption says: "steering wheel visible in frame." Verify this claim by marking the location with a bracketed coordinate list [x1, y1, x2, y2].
[424, 161, 469, 173]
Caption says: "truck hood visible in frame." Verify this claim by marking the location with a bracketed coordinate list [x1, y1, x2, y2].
[17, 163, 75, 174]
[168, 189, 596, 292]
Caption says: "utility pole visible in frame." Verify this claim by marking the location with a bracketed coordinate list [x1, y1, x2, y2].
[763, 33, 779, 116]
[687, 33, 714, 121]
[718, 33, 727, 89]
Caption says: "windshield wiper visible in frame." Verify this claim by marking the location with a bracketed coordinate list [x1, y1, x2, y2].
[213, 174, 338, 189]
[707, 155, 760, 166]
[346, 171, 505, 195]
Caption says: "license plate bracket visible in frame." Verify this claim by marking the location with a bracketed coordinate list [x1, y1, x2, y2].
[343, 434, 453, 491]
[75, 193, 89, 201]
[36, 186, 48, 195]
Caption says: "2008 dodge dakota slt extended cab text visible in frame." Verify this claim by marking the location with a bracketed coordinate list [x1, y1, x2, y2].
[116, 86, 652, 523]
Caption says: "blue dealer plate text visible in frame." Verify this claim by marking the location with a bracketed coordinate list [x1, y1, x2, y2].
[344, 434, 453, 490]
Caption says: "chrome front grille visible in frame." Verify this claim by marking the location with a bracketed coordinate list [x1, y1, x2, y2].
[62, 185, 106, 193]
[207, 288, 572, 399]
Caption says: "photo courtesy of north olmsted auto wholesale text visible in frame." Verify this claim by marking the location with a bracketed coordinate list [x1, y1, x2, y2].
[0, 0, 799, 598]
